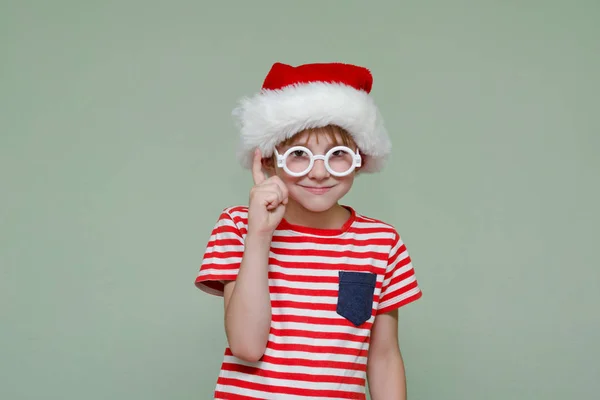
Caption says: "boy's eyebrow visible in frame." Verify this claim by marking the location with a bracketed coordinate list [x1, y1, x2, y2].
[285, 142, 348, 151]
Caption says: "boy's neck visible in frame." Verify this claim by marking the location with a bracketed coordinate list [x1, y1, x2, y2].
[282, 202, 351, 230]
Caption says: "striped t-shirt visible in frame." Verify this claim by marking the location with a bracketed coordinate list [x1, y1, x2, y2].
[195, 205, 422, 400]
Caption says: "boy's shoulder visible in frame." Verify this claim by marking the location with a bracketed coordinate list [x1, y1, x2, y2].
[353, 208, 400, 233]
[220, 204, 249, 216]
[214, 205, 401, 237]
[217, 205, 249, 225]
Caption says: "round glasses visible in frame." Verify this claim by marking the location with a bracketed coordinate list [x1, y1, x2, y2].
[275, 145, 362, 177]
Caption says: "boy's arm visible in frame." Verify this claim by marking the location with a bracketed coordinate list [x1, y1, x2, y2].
[222, 149, 288, 363]
[367, 309, 407, 400]
[223, 233, 272, 363]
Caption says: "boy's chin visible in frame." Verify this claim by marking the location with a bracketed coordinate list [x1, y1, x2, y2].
[294, 196, 343, 213]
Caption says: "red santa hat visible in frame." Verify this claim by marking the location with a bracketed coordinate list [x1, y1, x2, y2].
[232, 62, 392, 173]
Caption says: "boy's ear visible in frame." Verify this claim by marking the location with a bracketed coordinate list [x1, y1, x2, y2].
[261, 156, 276, 174]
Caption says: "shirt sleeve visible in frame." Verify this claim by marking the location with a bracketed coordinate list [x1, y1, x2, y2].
[194, 209, 245, 297]
[377, 231, 422, 314]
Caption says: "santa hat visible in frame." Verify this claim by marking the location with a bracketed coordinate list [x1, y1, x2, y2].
[232, 62, 392, 173]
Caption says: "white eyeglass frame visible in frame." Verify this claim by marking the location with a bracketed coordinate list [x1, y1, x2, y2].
[274, 145, 362, 177]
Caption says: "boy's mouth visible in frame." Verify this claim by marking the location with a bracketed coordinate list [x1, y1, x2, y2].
[299, 185, 334, 195]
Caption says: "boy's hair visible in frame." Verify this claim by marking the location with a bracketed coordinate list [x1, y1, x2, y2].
[278, 125, 356, 149]
[265, 125, 358, 168]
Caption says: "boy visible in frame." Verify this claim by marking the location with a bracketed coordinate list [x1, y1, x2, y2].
[195, 62, 422, 400]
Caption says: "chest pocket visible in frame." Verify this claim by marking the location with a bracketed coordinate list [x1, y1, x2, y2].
[336, 271, 377, 327]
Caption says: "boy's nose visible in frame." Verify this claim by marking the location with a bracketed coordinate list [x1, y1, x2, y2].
[308, 159, 330, 180]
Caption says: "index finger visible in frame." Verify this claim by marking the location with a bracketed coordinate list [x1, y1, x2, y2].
[252, 148, 267, 185]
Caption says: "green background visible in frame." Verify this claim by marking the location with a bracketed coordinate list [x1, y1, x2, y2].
[2, 1, 599, 399]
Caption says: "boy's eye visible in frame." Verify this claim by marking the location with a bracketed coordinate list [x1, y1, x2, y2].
[292, 150, 307, 157]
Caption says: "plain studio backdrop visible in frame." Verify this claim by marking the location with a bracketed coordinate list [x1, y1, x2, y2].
[1, 1, 599, 399]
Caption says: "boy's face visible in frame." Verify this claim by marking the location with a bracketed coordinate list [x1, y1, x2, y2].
[264, 129, 358, 214]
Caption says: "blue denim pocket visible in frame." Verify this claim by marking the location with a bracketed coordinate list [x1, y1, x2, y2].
[336, 271, 377, 327]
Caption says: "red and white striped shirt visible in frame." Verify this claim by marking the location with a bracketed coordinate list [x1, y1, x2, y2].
[195, 205, 422, 400]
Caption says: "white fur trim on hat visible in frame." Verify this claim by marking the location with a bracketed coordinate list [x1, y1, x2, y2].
[232, 82, 391, 173]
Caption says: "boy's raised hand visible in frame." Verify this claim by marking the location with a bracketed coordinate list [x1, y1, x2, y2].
[248, 148, 288, 237]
